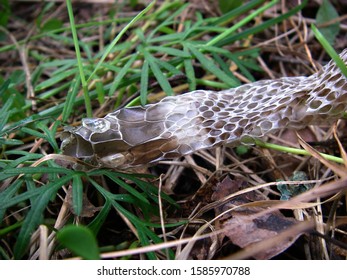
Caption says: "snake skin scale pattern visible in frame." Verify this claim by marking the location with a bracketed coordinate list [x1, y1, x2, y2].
[61, 49, 347, 169]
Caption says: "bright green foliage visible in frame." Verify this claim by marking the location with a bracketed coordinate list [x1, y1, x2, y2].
[41, 18, 64, 32]
[0, 0, 10, 34]
[57, 225, 100, 260]
[316, 0, 340, 45]
[219, 0, 243, 14]
[0, 0, 314, 259]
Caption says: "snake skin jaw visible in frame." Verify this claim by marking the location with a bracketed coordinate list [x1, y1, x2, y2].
[61, 49, 347, 169]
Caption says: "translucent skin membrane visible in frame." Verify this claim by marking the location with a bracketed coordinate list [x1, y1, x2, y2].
[61, 49, 347, 169]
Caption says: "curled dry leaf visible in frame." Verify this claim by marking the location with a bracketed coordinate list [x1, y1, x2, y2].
[212, 176, 302, 259]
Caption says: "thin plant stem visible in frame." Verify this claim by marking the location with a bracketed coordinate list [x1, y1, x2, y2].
[255, 139, 344, 164]
[66, 0, 92, 117]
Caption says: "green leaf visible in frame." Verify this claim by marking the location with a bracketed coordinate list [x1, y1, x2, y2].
[186, 43, 239, 87]
[218, 0, 243, 14]
[0, 179, 23, 223]
[34, 68, 77, 91]
[106, 173, 150, 205]
[147, 3, 188, 41]
[216, 0, 307, 47]
[87, 1, 156, 83]
[311, 24, 347, 79]
[140, 60, 149, 105]
[0, 138, 23, 146]
[316, 0, 340, 45]
[41, 18, 63, 32]
[183, 46, 196, 91]
[147, 33, 184, 44]
[62, 75, 81, 122]
[20, 127, 47, 142]
[95, 80, 105, 104]
[0, 166, 72, 182]
[207, 0, 278, 47]
[57, 225, 100, 260]
[142, 48, 174, 95]
[4, 152, 42, 168]
[277, 171, 313, 200]
[0, 74, 26, 121]
[155, 58, 182, 76]
[72, 175, 83, 216]
[0, 77, 11, 95]
[0, 0, 10, 28]
[0, 93, 13, 131]
[14, 175, 72, 259]
[147, 46, 190, 58]
[88, 200, 111, 235]
[108, 53, 138, 96]
[36, 122, 60, 152]
[212, 53, 240, 81]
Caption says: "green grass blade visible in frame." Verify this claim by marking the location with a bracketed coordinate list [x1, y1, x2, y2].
[206, 0, 278, 47]
[142, 48, 174, 95]
[140, 60, 149, 105]
[65, 0, 91, 117]
[4, 153, 42, 168]
[72, 174, 83, 216]
[212, 0, 266, 26]
[0, 93, 13, 131]
[14, 175, 73, 259]
[34, 68, 77, 92]
[88, 199, 112, 235]
[154, 58, 182, 76]
[183, 45, 196, 91]
[186, 43, 239, 87]
[147, 2, 188, 41]
[312, 24, 347, 79]
[216, 0, 308, 47]
[106, 174, 150, 205]
[108, 54, 138, 97]
[147, 46, 190, 58]
[36, 122, 59, 152]
[111, 200, 157, 259]
[0, 166, 73, 182]
[87, 1, 155, 83]
[20, 127, 47, 142]
[62, 75, 81, 122]
[147, 32, 184, 44]
[0, 179, 23, 222]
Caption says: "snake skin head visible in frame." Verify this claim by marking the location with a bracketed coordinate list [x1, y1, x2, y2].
[61, 118, 132, 168]
[61, 49, 347, 169]
[61, 103, 185, 168]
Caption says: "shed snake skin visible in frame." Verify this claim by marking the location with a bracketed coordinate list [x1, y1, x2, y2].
[61, 49, 347, 169]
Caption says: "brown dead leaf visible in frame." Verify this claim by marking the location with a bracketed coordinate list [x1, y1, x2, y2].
[66, 186, 102, 217]
[211, 176, 302, 259]
[224, 219, 315, 260]
[222, 210, 300, 259]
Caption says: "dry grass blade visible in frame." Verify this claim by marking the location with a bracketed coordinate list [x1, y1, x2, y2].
[297, 132, 347, 178]
[2, 0, 347, 260]
[333, 124, 347, 168]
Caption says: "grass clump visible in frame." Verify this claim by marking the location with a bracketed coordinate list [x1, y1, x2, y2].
[0, 0, 347, 260]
